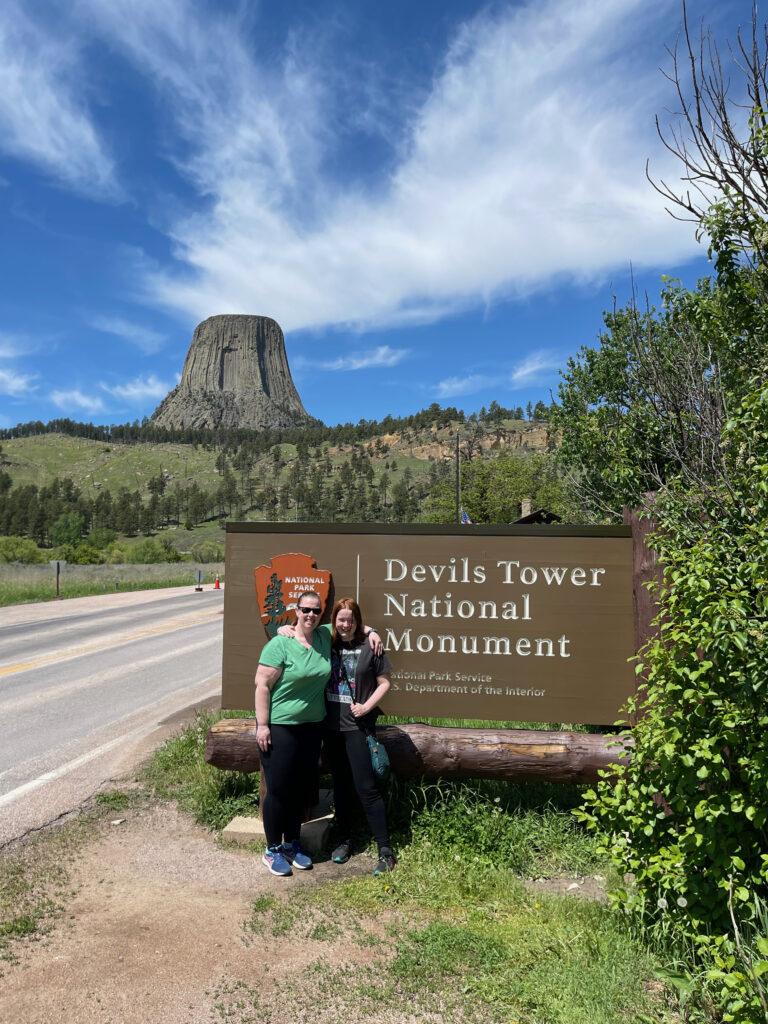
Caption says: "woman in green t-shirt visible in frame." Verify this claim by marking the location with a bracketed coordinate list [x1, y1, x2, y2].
[255, 590, 329, 876]
[255, 590, 380, 877]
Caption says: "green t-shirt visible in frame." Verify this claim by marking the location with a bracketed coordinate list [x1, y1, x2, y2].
[258, 629, 331, 724]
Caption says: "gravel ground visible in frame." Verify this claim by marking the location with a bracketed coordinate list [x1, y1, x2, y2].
[0, 792, 607, 1024]
[0, 799, 388, 1024]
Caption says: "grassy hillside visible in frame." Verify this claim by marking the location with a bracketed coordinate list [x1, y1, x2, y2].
[1, 434, 221, 497]
[1, 418, 549, 505]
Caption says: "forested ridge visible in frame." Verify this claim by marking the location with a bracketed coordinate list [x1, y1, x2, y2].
[0, 399, 563, 563]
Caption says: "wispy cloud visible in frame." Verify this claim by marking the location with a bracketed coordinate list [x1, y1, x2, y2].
[100, 374, 172, 403]
[509, 352, 560, 386]
[0, 1, 118, 197]
[90, 316, 167, 354]
[50, 389, 105, 415]
[0, 368, 37, 396]
[0, 332, 27, 359]
[0, 0, 701, 340]
[435, 374, 495, 399]
[84, 0, 696, 333]
[309, 346, 409, 372]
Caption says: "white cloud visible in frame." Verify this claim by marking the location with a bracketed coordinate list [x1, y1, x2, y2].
[0, 368, 37, 396]
[88, 0, 699, 333]
[100, 374, 172, 403]
[436, 350, 560, 397]
[90, 316, 167, 354]
[435, 374, 495, 399]
[4, 0, 705, 337]
[0, 2, 118, 197]
[307, 346, 409, 372]
[0, 333, 26, 359]
[50, 389, 105, 415]
[510, 352, 560, 386]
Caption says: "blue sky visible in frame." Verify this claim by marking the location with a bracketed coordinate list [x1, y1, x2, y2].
[0, 0, 751, 429]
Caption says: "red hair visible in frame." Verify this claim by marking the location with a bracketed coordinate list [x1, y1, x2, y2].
[331, 597, 366, 645]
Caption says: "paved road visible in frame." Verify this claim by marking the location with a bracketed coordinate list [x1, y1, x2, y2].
[0, 586, 226, 845]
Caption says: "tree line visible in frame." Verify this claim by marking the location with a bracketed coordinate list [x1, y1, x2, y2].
[0, 399, 551, 450]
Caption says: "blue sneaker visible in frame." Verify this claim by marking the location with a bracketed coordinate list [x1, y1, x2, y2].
[282, 839, 312, 870]
[262, 845, 292, 876]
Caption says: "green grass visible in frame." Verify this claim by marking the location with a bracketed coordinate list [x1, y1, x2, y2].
[0, 574, 208, 607]
[93, 790, 132, 811]
[141, 710, 262, 831]
[147, 712, 680, 1022]
[2, 434, 222, 497]
[0, 811, 92, 967]
[227, 857, 673, 1024]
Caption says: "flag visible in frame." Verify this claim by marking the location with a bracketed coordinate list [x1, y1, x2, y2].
[460, 507, 472, 524]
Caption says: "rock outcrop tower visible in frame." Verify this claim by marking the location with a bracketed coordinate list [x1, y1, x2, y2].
[151, 315, 308, 430]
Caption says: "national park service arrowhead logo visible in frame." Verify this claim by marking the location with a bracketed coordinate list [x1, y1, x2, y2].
[254, 553, 332, 638]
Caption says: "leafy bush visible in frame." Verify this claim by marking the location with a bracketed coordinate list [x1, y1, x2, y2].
[103, 542, 126, 563]
[126, 537, 182, 564]
[188, 540, 225, 562]
[49, 511, 85, 547]
[53, 543, 104, 564]
[86, 527, 116, 549]
[0, 535, 46, 563]
[577, 377, 768, 1023]
[72, 544, 104, 564]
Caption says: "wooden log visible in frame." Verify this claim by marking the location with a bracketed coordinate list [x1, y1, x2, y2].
[204, 718, 632, 784]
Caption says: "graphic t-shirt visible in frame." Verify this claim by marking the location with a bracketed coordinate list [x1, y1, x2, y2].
[325, 645, 361, 731]
[325, 641, 393, 731]
[258, 631, 330, 724]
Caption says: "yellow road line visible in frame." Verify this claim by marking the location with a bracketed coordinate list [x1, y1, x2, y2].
[0, 609, 221, 677]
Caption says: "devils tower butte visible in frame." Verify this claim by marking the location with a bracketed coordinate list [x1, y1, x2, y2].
[151, 315, 309, 430]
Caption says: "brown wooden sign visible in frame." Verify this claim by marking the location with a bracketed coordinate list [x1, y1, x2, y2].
[223, 523, 635, 725]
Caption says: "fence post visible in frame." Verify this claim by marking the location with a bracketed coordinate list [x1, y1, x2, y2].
[623, 495, 662, 719]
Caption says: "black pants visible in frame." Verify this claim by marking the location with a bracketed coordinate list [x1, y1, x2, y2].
[259, 722, 323, 847]
[323, 728, 390, 850]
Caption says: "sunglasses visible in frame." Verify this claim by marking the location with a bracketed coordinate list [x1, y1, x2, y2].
[297, 606, 321, 615]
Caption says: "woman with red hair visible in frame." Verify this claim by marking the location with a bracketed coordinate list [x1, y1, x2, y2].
[324, 597, 395, 875]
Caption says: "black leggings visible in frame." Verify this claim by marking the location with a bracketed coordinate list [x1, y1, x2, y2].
[323, 729, 390, 850]
[259, 722, 323, 847]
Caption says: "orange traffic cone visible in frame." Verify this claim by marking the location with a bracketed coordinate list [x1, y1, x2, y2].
[214, 573, 221, 590]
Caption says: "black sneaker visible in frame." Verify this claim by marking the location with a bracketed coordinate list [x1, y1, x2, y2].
[374, 847, 396, 875]
[332, 839, 351, 863]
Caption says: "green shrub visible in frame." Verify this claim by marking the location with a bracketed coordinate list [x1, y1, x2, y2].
[104, 541, 129, 563]
[128, 538, 164, 564]
[72, 544, 104, 564]
[49, 510, 85, 547]
[86, 527, 116, 549]
[0, 536, 46, 563]
[189, 540, 225, 562]
[577, 377, 768, 1023]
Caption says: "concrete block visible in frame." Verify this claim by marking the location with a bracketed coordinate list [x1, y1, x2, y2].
[300, 812, 333, 856]
[222, 815, 267, 847]
[221, 789, 335, 856]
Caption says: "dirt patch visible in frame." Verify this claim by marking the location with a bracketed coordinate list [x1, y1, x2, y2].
[0, 800, 607, 1024]
[0, 801, 383, 1024]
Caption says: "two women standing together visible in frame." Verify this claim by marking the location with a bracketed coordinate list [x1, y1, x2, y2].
[254, 592, 395, 877]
